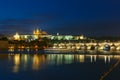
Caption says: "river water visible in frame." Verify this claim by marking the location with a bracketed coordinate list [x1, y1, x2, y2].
[0, 52, 120, 80]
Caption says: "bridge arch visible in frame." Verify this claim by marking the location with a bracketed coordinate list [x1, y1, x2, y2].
[103, 44, 110, 51]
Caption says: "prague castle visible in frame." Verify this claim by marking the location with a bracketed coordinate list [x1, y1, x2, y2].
[12, 28, 86, 41]
[13, 28, 52, 41]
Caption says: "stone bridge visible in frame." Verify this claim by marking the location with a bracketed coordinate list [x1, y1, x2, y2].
[52, 42, 120, 51]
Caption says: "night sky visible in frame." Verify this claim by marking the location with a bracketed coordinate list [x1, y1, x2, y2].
[0, 0, 120, 36]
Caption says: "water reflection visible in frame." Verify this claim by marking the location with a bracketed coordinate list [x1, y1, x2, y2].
[79, 55, 84, 63]
[13, 54, 20, 73]
[32, 54, 45, 70]
[6, 54, 120, 73]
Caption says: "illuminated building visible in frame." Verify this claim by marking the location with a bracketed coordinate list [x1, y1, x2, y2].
[12, 28, 86, 41]
[12, 28, 51, 41]
[14, 32, 20, 40]
[50, 34, 86, 40]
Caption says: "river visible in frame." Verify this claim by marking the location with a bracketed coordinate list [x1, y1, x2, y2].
[0, 52, 120, 80]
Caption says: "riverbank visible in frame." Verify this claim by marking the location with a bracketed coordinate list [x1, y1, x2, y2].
[0, 49, 120, 55]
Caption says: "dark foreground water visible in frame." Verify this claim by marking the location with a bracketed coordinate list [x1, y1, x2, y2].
[0, 52, 120, 80]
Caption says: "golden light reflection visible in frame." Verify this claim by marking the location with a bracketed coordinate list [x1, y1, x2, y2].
[23, 54, 28, 70]
[79, 55, 84, 63]
[32, 55, 45, 70]
[32, 55, 39, 70]
[104, 56, 107, 63]
[24, 55, 27, 63]
[94, 55, 96, 62]
[90, 55, 93, 63]
[7, 54, 120, 73]
[108, 56, 111, 63]
[13, 54, 20, 73]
